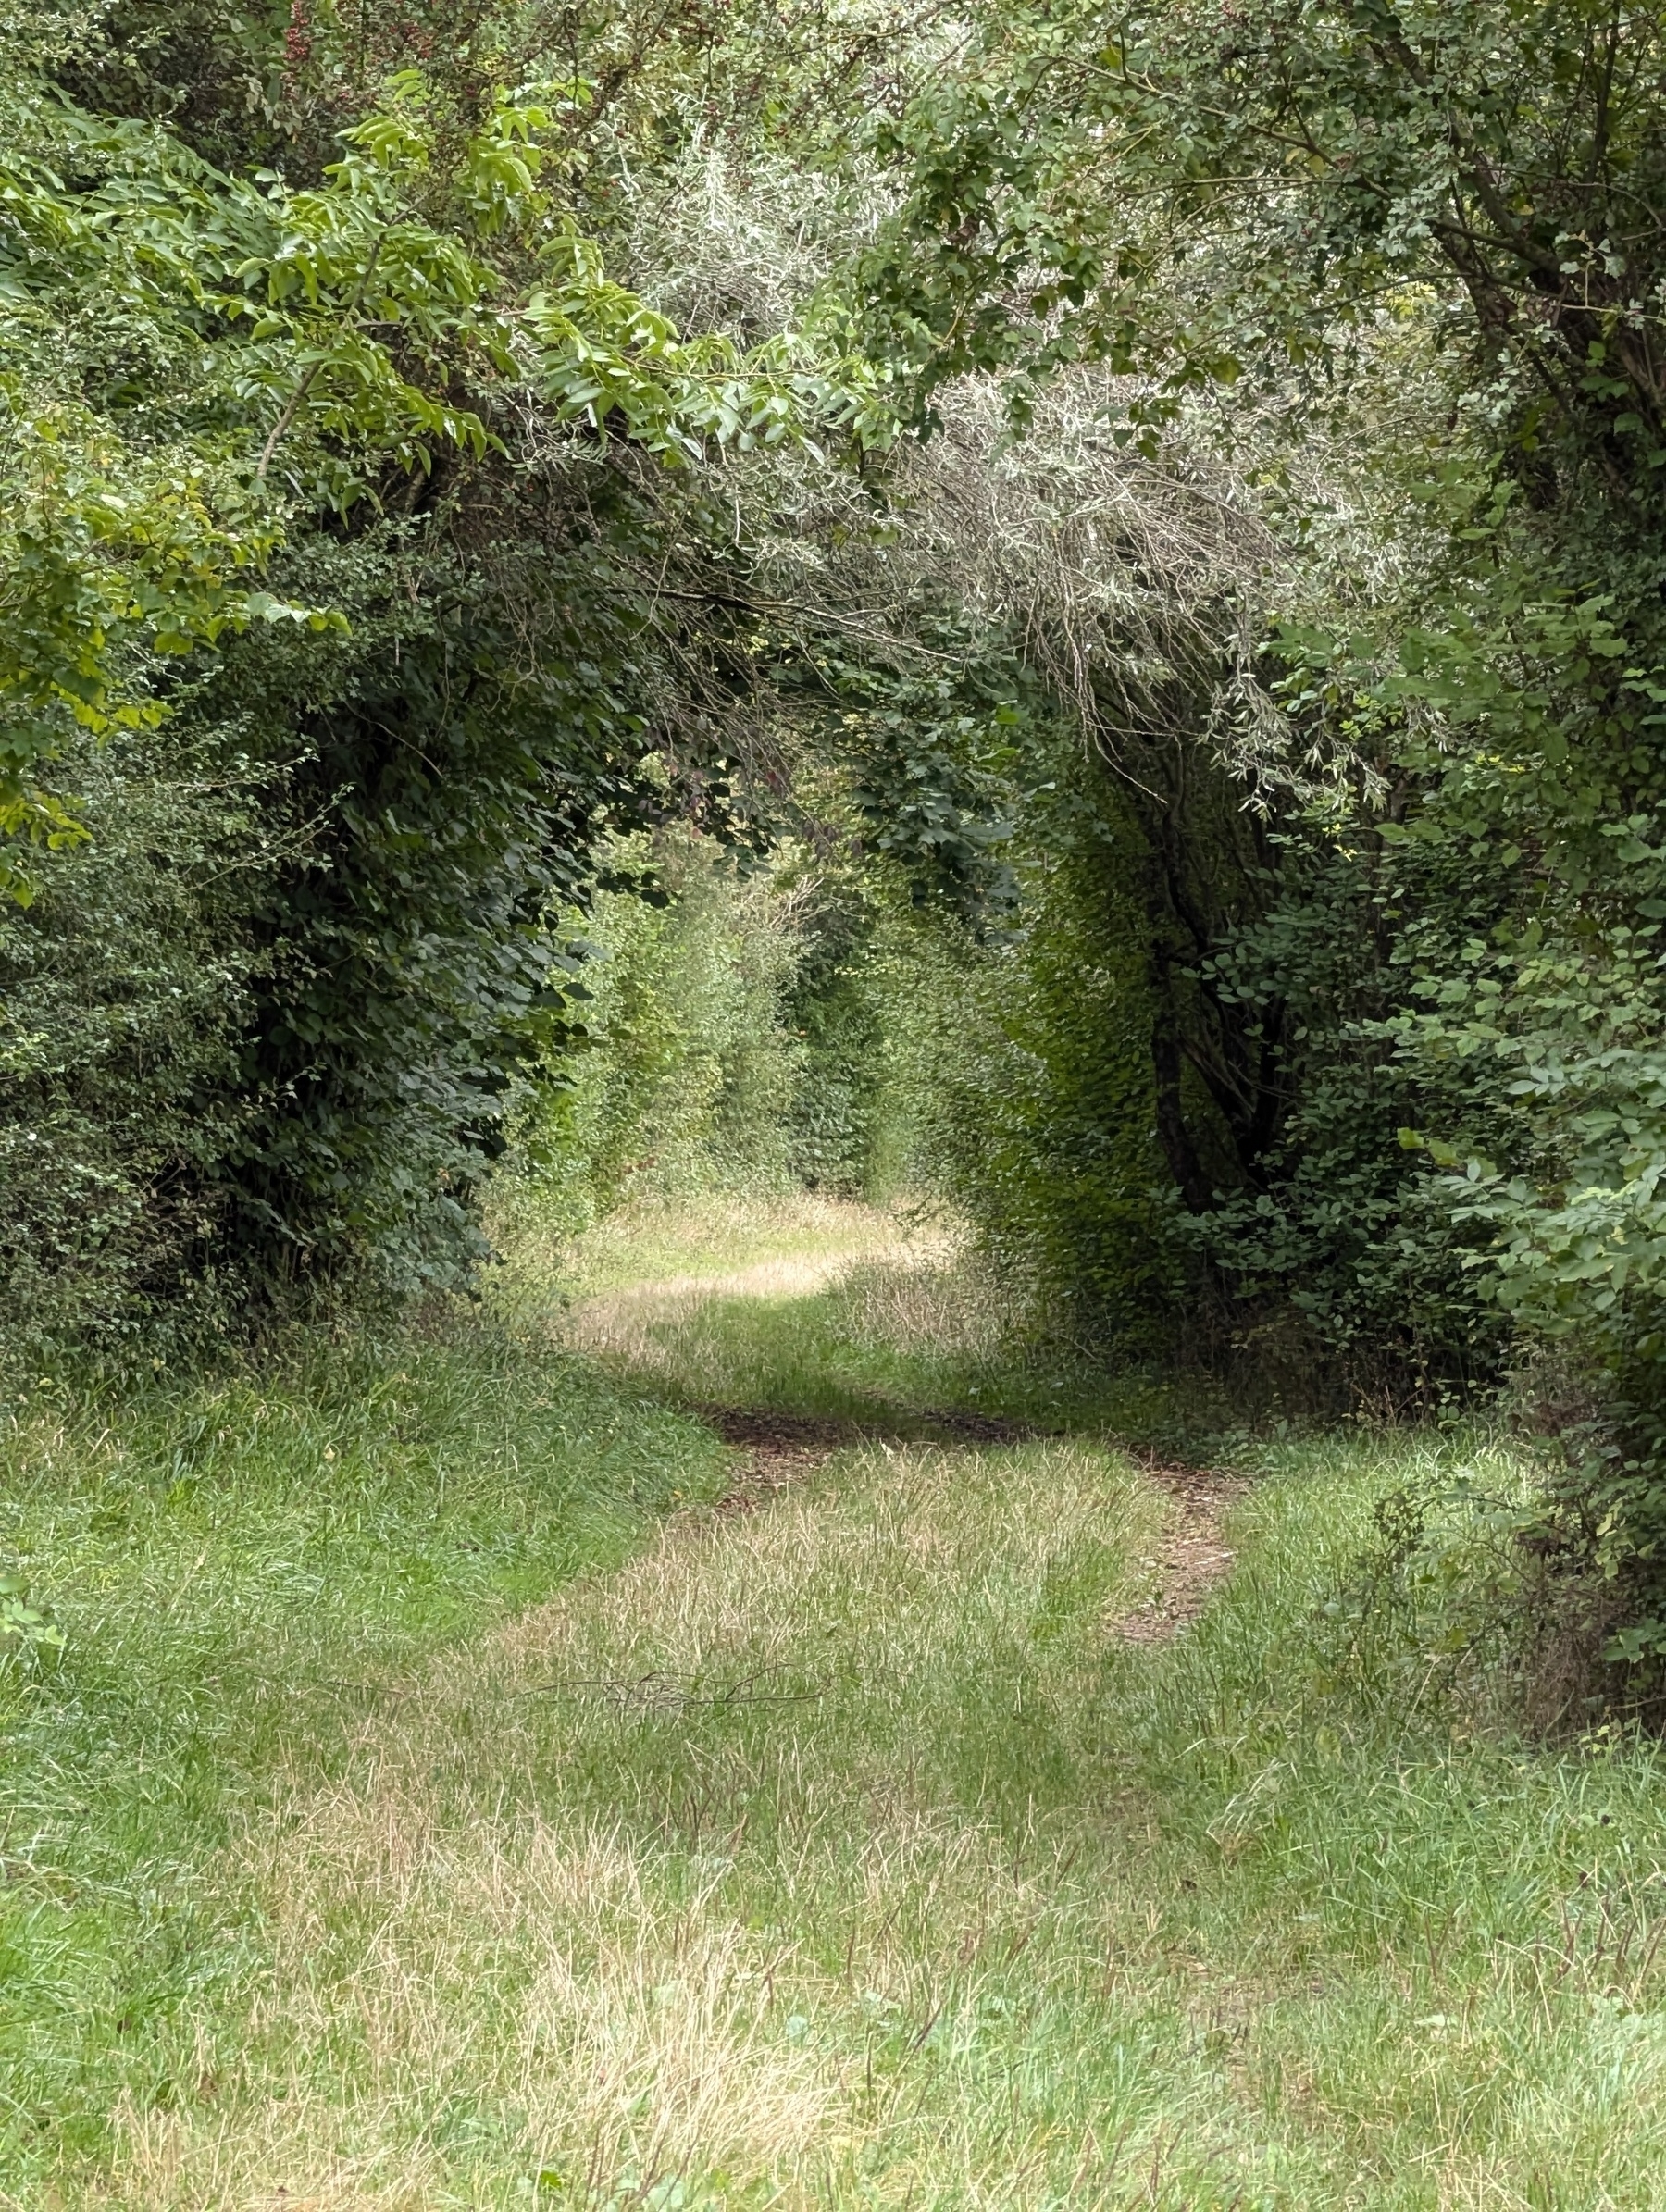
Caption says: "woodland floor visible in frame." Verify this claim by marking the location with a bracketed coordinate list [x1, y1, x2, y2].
[4, 1196, 1666, 2208]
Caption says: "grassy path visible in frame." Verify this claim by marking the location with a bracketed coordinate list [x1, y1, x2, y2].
[6, 1198, 1666, 2206]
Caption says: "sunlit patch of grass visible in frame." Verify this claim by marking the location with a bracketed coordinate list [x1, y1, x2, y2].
[553, 1196, 1202, 1443]
[499, 1189, 930, 1311]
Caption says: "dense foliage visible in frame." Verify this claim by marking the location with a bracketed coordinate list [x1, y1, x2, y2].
[0, 0, 891, 1346]
[847, 0, 1666, 1651]
[14, 0, 1666, 1661]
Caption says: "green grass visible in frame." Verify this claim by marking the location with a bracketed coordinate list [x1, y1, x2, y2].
[496, 1188, 920, 1304]
[5, 1197, 1666, 2207]
[0, 1316, 727, 2194]
[556, 1193, 1196, 1443]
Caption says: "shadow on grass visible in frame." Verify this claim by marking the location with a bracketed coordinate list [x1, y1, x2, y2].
[569, 1263, 1229, 1460]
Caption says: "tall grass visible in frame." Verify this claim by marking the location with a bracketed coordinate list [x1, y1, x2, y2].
[6, 1199, 1666, 2206]
[0, 1316, 727, 2196]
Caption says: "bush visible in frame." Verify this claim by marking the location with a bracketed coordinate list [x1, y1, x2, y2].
[0, 723, 270, 1358]
[528, 830, 807, 1224]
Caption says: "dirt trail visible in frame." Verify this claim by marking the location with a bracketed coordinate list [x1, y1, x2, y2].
[1115, 1457, 1244, 1644]
[698, 1406, 848, 1514]
[566, 1223, 1241, 1642]
[698, 1402, 1046, 1515]
[699, 1409, 1238, 1643]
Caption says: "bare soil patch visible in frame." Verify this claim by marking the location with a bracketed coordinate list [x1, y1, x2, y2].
[698, 1406, 848, 1513]
[1115, 1457, 1244, 1644]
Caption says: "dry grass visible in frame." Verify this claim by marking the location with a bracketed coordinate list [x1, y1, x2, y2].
[563, 1241, 987, 1394]
[818, 1252, 1012, 1371]
[121, 1819, 838, 2210]
[93, 1440, 1165, 2210]
[559, 1193, 930, 1299]
[567, 1253, 883, 1373]
[24, 1205, 1666, 2210]
[549, 1196, 1014, 1432]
